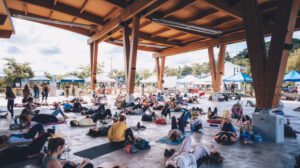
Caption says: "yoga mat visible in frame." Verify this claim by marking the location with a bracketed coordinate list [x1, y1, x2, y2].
[170, 110, 185, 113]
[284, 115, 297, 119]
[0, 110, 7, 113]
[156, 131, 192, 146]
[97, 162, 125, 168]
[74, 142, 123, 159]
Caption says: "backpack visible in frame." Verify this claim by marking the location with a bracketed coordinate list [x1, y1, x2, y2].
[284, 124, 296, 138]
[142, 115, 153, 121]
[134, 138, 150, 150]
[156, 119, 166, 125]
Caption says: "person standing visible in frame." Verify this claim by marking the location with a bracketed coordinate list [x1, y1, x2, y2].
[6, 87, 16, 118]
[102, 83, 106, 94]
[42, 83, 50, 104]
[23, 84, 31, 103]
[65, 83, 70, 98]
[71, 84, 76, 97]
[33, 83, 40, 100]
[141, 83, 145, 96]
[230, 83, 235, 93]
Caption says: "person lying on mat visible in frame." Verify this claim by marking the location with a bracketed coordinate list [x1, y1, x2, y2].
[168, 116, 185, 142]
[180, 109, 192, 125]
[87, 125, 112, 137]
[87, 109, 112, 123]
[0, 123, 44, 144]
[0, 133, 51, 164]
[108, 115, 128, 147]
[214, 118, 237, 144]
[153, 101, 164, 110]
[72, 99, 87, 113]
[19, 108, 67, 125]
[170, 98, 183, 112]
[70, 118, 96, 127]
[246, 100, 256, 107]
[166, 135, 223, 168]
[0, 113, 8, 119]
[43, 137, 93, 168]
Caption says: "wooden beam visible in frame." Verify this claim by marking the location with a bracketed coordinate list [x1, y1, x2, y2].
[184, 9, 218, 23]
[139, 20, 152, 29]
[200, 0, 242, 20]
[54, 0, 58, 6]
[155, 57, 161, 89]
[0, 14, 7, 25]
[128, 16, 140, 94]
[87, 0, 158, 44]
[167, 32, 186, 41]
[160, 57, 165, 90]
[0, 30, 12, 38]
[71, 17, 77, 23]
[104, 0, 127, 9]
[10, 9, 91, 36]
[106, 40, 159, 52]
[160, 0, 196, 18]
[264, 0, 300, 108]
[49, 10, 53, 19]
[103, 7, 118, 22]
[241, 0, 268, 107]
[208, 47, 217, 91]
[23, 3, 28, 15]
[20, 0, 105, 26]
[91, 42, 99, 91]
[151, 28, 169, 37]
[139, 31, 184, 46]
[123, 23, 130, 93]
[80, 0, 89, 14]
[215, 44, 226, 92]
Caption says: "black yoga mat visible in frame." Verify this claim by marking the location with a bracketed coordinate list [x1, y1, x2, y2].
[73, 142, 123, 159]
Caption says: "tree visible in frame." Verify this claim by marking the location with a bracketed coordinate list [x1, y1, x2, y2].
[164, 67, 179, 76]
[138, 69, 152, 80]
[225, 52, 231, 62]
[44, 72, 53, 80]
[3, 58, 34, 87]
[180, 65, 193, 76]
[286, 48, 300, 72]
[73, 63, 104, 79]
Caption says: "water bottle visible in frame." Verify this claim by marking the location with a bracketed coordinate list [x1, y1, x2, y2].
[114, 112, 118, 118]
[14, 118, 18, 124]
[125, 144, 131, 154]
[190, 124, 194, 132]
[52, 126, 56, 134]
[242, 129, 246, 135]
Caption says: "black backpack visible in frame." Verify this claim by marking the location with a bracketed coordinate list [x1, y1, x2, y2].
[142, 115, 153, 121]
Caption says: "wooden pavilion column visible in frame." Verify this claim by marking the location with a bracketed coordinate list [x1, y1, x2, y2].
[241, 0, 299, 108]
[208, 44, 226, 92]
[90, 41, 98, 93]
[155, 57, 161, 89]
[122, 16, 140, 94]
[155, 57, 165, 90]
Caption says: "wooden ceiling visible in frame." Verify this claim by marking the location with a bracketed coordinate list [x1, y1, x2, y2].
[1, 0, 300, 56]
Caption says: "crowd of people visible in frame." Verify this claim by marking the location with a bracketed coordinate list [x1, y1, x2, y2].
[0, 87, 298, 167]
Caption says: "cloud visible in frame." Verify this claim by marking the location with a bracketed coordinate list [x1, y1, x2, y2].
[39, 46, 61, 55]
[6, 46, 21, 54]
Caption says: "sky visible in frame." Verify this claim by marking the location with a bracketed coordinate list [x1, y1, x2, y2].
[1, 18, 300, 76]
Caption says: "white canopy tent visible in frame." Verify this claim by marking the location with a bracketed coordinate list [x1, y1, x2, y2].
[192, 75, 212, 85]
[141, 76, 157, 83]
[178, 75, 199, 83]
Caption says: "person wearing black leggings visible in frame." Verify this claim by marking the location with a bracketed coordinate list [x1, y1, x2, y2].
[5, 87, 16, 118]
[0, 133, 51, 164]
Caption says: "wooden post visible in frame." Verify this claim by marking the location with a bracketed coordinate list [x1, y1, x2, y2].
[91, 41, 98, 91]
[160, 57, 165, 90]
[264, 0, 299, 108]
[208, 45, 226, 92]
[128, 16, 140, 94]
[90, 42, 94, 80]
[155, 57, 161, 89]
[242, 0, 299, 108]
[123, 23, 130, 93]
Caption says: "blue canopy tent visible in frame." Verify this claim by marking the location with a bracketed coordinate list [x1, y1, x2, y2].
[28, 76, 51, 82]
[223, 72, 253, 82]
[283, 70, 300, 82]
[60, 75, 85, 83]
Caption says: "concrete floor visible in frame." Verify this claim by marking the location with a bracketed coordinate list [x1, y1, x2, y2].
[0, 95, 300, 168]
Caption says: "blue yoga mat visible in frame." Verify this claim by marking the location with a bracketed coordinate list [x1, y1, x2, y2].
[0, 110, 7, 113]
[156, 131, 193, 145]
[170, 110, 186, 113]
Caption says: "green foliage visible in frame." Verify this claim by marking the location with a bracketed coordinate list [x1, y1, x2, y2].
[190, 63, 210, 76]
[225, 52, 231, 62]
[286, 48, 300, 72]
[72, 63, 104, 79]
[43, 72, 53, 80]
[109, 69, 125, 79]
[2, 58, 34, 87]
[180, 65, 193, 76]
[164, 67, 180, 76]
[138, 69, 152, 80]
